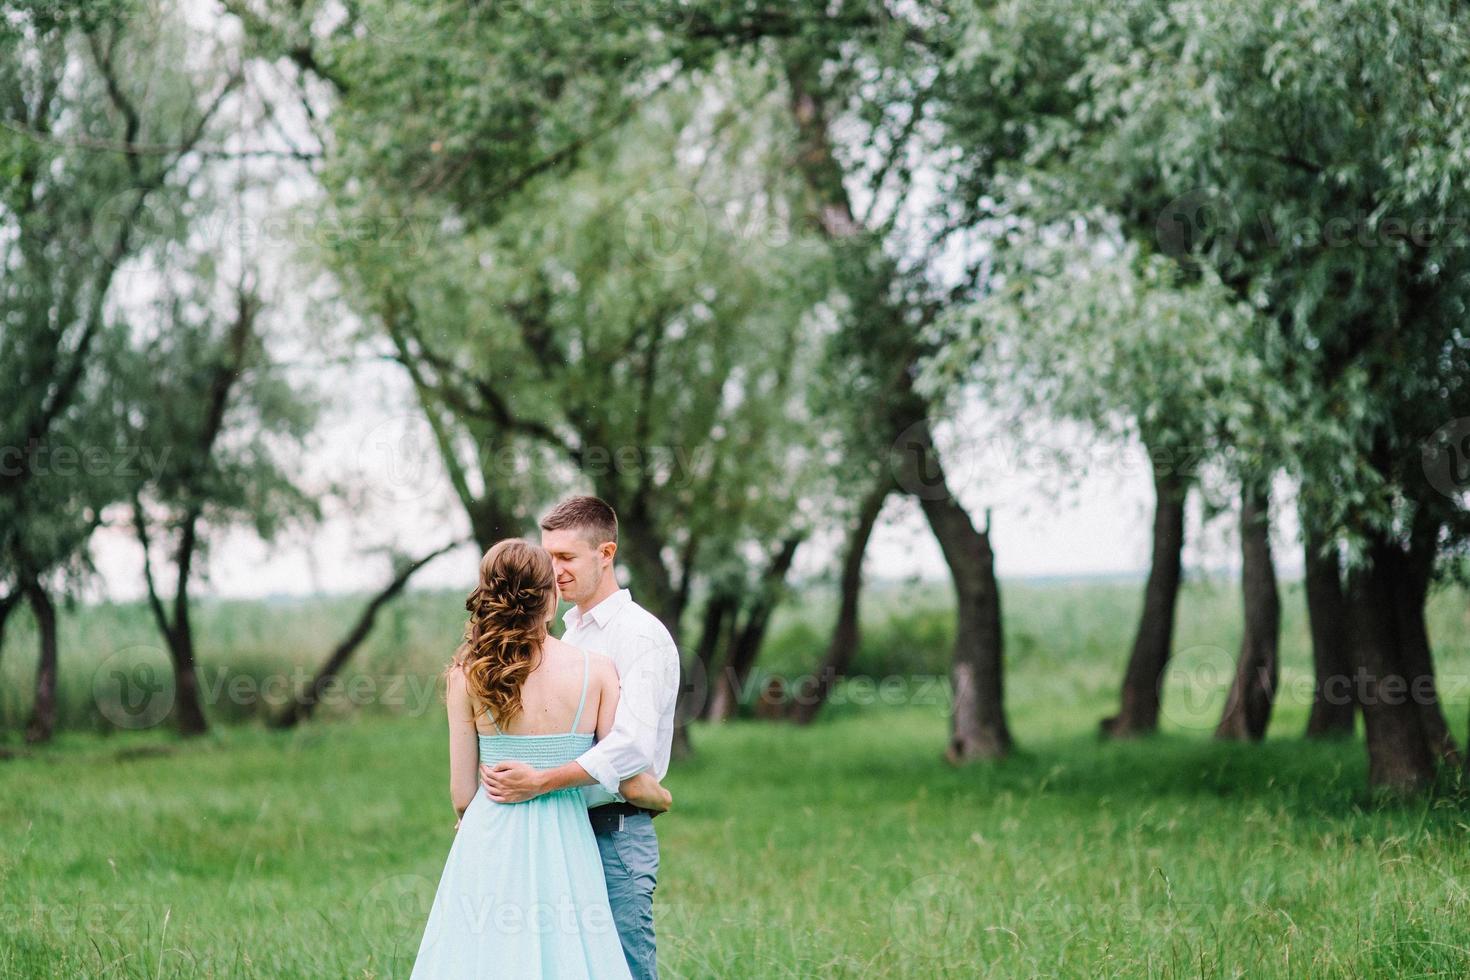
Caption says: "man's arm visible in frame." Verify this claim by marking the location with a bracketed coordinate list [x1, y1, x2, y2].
[481, 751, 674, 810]
[482, 757, 596, 803]
[574, 630, 678, 793]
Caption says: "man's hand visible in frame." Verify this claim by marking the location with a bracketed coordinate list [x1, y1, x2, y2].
[481, 761, 545, 804]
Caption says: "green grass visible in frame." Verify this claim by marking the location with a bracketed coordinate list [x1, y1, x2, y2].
[3, 579, 1470, 977]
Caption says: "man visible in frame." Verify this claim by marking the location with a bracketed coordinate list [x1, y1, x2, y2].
[481, 495, 679, 980]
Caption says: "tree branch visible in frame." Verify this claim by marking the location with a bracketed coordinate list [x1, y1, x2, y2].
[131, 495, 175, 642]
[273, 537, 467, 727]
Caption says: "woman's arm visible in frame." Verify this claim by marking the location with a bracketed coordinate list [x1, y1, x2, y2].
[445, 666, 480, 826]
[593, 656, 672, 813]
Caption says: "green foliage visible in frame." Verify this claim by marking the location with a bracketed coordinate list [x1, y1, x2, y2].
[929, 226, 1292, 520]
[938, 0, 1470, 561]
[319, 52, 842, 604]
[115, 270, 320, 555]
[0, 0, 263, 593]
[318, 0, 673, 230]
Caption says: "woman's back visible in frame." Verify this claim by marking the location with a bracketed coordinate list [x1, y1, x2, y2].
[472, 635, 601, 737]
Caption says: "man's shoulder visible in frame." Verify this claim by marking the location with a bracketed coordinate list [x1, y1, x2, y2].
[616, 598, 678, 653]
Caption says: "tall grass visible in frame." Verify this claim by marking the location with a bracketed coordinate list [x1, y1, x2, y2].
[3, 576, 1469, 739]
[4, 694, 1470, 975]
[2, 577, 1470, 977]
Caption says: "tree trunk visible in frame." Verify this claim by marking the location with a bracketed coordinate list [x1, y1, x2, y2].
[1303, 525, 1355, 738]
[895, 417, 1011, 761]
[1345, 531, 1436, 792]
[708, 536, 802, 723]
[0, 590, 20, 676]
[133, 504, 210, 737]
[22, 576, 58, 744]
[166, 520, 210, 737]
[689, 592, 734, 722]
[275, 540, 462, 728]
[466, 497, 525, 553]
[790, 473, 890, 724]
[782, 60, 1011, 750]
[1215, 479, 1280, 741]
[1392, 511, 1457, 766]
[1100, 456, 1188, 737]
[617, 517, 684, 643]
[164, 626, 210, 737]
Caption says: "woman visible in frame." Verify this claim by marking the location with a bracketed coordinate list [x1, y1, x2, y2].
[410, 539, 671, 979]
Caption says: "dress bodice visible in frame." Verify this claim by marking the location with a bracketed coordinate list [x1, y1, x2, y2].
[477, 731, 595, 771]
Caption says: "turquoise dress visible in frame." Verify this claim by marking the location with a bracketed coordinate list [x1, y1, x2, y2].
[410, 650, 632, 979]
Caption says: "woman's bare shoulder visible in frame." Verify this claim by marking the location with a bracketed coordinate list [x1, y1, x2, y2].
[443, 660, 476, 720]
[444, 658, 468, 686]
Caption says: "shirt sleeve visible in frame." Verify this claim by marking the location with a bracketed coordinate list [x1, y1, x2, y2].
[576, 629, 680, 794]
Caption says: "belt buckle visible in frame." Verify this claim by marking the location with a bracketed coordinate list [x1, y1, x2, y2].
[616, 813, 625, 832]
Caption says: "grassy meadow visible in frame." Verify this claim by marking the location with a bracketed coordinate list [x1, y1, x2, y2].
[3, 576, 1470, 977]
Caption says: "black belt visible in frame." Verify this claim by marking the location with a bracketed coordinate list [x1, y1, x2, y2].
[588, 801, 657, 834]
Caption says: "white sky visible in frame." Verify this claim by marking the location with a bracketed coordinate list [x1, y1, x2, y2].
[88, 365, 1302, 600]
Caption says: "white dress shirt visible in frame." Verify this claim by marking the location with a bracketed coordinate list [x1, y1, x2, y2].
[564, 587, 680, 808]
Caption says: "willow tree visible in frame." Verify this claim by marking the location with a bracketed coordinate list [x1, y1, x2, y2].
[0, 0, 241, 740]
[933, 229, 1278, 737]
[668, 2, 1016, 760]
[118, 274, 319, 736]
[943, 0, 1470, 789]
[320, 65, 835, 747]
[1082, 0, 1469, 789]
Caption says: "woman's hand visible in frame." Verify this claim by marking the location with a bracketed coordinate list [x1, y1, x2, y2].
[618, 771, 673, 813]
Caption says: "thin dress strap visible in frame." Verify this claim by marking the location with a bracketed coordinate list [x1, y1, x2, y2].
[569, 647, 591, 734]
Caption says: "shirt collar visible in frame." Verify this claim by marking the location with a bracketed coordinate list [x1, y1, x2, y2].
[563, 587, 632, 631]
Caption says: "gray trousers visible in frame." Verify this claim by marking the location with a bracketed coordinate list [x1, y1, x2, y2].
[593, 811, 659, 980]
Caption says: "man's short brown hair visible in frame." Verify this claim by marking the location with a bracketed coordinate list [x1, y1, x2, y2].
[540, 495, 619, 547]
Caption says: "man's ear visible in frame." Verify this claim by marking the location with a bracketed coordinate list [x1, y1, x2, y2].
[600, 541, 617, 566]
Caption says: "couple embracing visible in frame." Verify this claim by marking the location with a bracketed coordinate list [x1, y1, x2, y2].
[410, 496, 679, 979]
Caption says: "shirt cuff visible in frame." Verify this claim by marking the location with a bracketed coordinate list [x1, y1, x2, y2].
[576, 746, 623, 796]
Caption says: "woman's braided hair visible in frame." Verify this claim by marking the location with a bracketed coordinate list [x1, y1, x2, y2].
[449, 538, 557, 729]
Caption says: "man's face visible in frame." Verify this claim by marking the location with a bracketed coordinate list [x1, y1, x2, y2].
[541, 527, 611, 607]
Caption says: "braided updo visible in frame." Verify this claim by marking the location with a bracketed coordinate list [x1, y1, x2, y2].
[449, 538, 558, 729]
